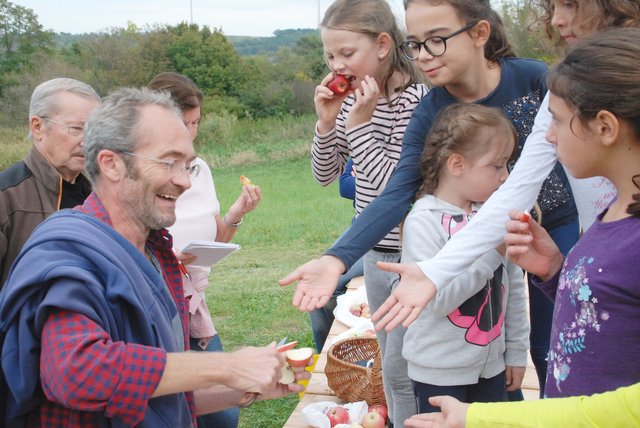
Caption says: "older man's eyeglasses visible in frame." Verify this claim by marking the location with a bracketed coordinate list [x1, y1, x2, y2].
[400, 21, 479, 60]
[42, 117, 85, 137]
[121, 152, 200, 177]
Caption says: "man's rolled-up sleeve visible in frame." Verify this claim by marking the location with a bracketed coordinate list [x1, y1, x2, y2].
[40, 309, 167, 425]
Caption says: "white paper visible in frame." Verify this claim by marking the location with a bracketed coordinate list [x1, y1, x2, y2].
[180, 240, 240, 266]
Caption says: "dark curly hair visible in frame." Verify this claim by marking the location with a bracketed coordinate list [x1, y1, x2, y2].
[530, 0, 640, 40]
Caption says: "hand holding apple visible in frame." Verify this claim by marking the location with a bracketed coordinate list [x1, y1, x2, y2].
[326, 74, 353, 95]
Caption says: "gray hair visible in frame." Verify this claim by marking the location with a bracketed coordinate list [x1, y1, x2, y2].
[29, 78, 100, 118]
[83, 87, 183, 183]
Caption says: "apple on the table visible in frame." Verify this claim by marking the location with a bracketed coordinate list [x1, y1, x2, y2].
[325, 405, 350, 427]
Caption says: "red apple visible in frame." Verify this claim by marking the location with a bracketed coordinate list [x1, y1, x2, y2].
[361, 411, 385, 428]
[519, 212, 531, 223]
[325, 405, 350, 427]
[285, 347, 314, 368]
[350, 304, 362, 316]
[367, 404, 388, 422]
[326, 74, 352, 95]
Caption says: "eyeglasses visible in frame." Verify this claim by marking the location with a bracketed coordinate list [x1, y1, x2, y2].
[42, 117, 85, 137]
[400, 21, 479, 60]
[121, 151, 200, 177]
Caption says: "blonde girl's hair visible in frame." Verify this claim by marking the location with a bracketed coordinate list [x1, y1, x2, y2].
[419, 103, 517, 197]
[530, 0, 640, 40]
[403, 0, 515, 63]
[321, 0, 423, 98]
[547, 27, 640, 217]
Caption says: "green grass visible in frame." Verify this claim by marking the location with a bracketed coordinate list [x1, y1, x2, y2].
[0, 114, 352, 427]
[208, 159, 353, 427]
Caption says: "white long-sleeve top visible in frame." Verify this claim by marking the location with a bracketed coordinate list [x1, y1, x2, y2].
[311, 83, 428, 249]
[420, 92, 616, 290]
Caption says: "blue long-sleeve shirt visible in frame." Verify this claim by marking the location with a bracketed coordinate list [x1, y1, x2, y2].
[326, 57, 577, 269]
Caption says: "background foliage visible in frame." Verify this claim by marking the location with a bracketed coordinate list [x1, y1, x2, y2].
[0, 0, 554, 126]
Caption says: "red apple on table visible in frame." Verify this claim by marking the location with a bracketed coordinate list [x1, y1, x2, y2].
[367, 404, 388, 422]
[361, 411, 386, 428]
[285, 347, 314, 368]
[350, 304, 362, 316]
[325, 405, 350, 427]
[326, 74, 352, 95]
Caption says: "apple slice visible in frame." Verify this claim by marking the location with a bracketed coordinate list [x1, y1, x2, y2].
[276, 340, 299, 353]
[280, 364, 296, 384]
[239, 175, 253, 186]
[285, 347, 314, 368]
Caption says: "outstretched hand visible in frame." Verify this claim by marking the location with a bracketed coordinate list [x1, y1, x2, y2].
[504, 210, 563, 280]
[404, 396, 469, 428]
[371, 261, 436, 331]
[278, 255, 345, 312]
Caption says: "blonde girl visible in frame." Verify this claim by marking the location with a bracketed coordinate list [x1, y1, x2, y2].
[310, 0, 428, 424]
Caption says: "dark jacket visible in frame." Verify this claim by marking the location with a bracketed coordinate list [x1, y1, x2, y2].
[0, 146, 91, 286]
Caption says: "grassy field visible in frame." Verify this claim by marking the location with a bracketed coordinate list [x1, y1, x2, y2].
[212, 159, 353, 427]
[0, 114, 354, 427]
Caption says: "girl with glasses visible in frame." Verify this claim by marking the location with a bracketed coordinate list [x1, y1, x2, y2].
[372, 0, 640, 399]
[283, 0, 573, 410]
[312, 0, 429, 424]
[405, 27, 640, 427]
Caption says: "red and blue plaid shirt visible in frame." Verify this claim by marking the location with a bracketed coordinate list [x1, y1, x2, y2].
[26, 193, 195, 427]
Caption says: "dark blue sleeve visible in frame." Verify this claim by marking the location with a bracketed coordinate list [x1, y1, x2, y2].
[339, 159, 356, 201]
[326, 99, 434, 269]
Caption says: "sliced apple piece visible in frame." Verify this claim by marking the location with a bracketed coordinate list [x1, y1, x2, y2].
[285, 347, 314, 368]
[239, 175, 253, 186]
[280, 364, 296, 384]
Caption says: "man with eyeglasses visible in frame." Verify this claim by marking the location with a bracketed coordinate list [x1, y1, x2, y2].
[0, 87, 306, 427]
[0, 78, 100, 286]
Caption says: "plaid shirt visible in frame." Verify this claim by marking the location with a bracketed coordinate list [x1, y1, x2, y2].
[26, 193, 195, 427]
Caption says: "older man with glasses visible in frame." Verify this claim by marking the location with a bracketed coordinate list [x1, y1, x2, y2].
[0, 78, 100, 286]
[0, 87, 307, 427]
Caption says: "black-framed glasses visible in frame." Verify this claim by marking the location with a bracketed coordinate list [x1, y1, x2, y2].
[400, 21, 479, 60]
[42, 116, 85, 137]
[121, 151, 200, 177]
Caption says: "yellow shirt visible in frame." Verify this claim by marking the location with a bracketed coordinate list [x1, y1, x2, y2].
[468, 383, 640, 427]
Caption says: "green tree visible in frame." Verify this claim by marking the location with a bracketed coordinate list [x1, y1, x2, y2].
[0, 0, 54, 94]
[499, 0, 558, 63]
[167, 23, 247, 98]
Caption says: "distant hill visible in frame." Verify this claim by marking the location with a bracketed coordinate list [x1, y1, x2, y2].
[54, 28, 319, 57]
[226, 28, 319, 56]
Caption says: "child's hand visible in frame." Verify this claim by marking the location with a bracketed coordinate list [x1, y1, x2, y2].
[505, 366, 526, 391]
[345, 75, 380, 130]
[315, 72, 350, 134]
[504, 210, 563, 280]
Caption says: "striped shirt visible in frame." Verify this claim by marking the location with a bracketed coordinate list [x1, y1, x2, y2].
[311, 82, 428, 249]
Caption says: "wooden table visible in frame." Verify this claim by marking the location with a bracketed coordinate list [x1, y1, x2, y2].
[282, 276, 540, 427]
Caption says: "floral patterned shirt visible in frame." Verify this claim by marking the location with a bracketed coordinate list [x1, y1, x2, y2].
[535, 209, 640, 398]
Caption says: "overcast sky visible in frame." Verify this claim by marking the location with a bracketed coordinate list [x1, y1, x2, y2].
[16, 0, 407, 37]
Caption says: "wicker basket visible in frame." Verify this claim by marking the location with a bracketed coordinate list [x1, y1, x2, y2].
[325, 337, 386, 405]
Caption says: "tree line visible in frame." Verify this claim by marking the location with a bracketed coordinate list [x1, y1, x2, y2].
[0, 0, 555, 127]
